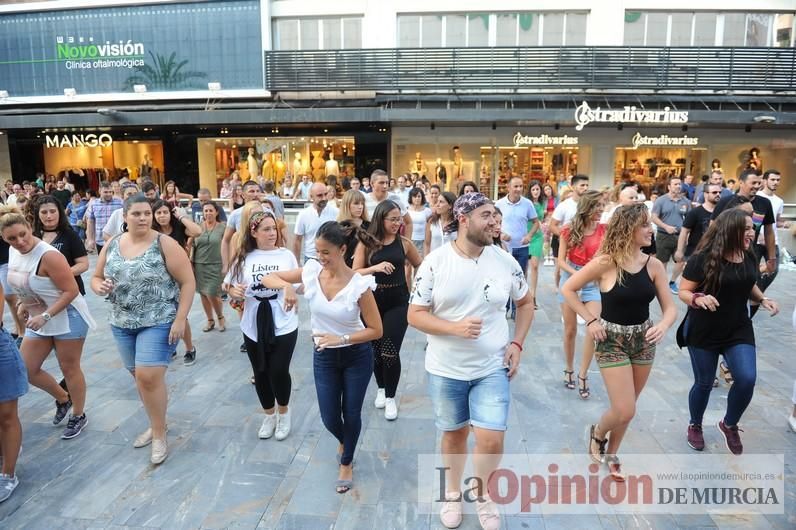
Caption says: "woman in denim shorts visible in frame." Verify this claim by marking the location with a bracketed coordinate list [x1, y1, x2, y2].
[562, 204, 677, 481]
[0, 284, 28, 503]
[91, 194, 195, 465]
[557, 190, 607, 399]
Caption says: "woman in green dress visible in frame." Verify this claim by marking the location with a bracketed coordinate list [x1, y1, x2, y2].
[193, 202, 226, 332]
[527, 180, 545, 309]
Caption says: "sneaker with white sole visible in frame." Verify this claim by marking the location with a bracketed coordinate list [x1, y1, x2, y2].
[374, 388, 386, 409]
[0, 473, 19, 503]
[150, 439, 168, 465]
[384, 397, 398, 421]
[258, 413, 277, 439]
[61, 414, 87, 440]
[475, 496, 501, 530]
[439, 492, 463, 529]
[275, 411, 291, 441]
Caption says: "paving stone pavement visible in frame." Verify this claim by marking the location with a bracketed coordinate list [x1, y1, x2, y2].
[1, 257, 794, 529]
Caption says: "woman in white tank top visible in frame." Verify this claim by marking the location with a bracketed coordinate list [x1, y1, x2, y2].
[424, 191, 458, 256]
[1, 205, 95, 440]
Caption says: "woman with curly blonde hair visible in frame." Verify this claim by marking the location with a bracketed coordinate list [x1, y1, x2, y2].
[561, 203, 677, 481]
[557, 189, 606, 399]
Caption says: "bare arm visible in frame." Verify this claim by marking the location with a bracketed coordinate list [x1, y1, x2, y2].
[221, 226, 235, 274]
[549, 217, 562, 236]
[37, 252, 79, 316]
[675, 228, 690, 262]
[71, 255, 89, 276]
[402, 237, 422, 268]
[648, 258, 678, 332]
[402, 212, 413, 245]
[557, 234, 577, 275]
[423, 221, 432, 257]
[561, 256, 611, 323]
[352, 241, 390, 275]
[162, 235, 196, 342]
[764, 223, 776, 273]
[522, 217, 541, 244]
[260, 268, 303, 288]
[354, 290, 383, 344]
[292, 234, 303, 263]
[90, 244, 110, 294]
[177, 215, 203, 238]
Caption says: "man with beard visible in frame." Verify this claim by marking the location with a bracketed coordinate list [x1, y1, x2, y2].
[408, 193, 533, 530]
[293, 182, 338, 263]
[676, 182, 721, 264]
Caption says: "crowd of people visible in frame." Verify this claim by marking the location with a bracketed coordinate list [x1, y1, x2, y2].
[0, 166, 793, 530]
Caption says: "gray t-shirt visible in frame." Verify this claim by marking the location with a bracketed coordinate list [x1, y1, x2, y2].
[651, 194, 691, 232]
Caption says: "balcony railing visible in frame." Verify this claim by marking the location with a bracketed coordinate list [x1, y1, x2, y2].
[264, 46, 796, 94]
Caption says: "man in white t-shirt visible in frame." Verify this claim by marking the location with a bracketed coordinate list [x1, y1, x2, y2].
[408, 193, 533, 530]
[756, 169, 787, 293]
[293, 183, 338, 263]
[364, 169, 412, 238]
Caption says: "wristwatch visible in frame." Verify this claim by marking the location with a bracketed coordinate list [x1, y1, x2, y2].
[342, 334, 351, 346]
[41, 312, 52, 322]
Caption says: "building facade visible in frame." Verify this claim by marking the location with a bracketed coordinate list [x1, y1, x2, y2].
[1, 0, 795, 202]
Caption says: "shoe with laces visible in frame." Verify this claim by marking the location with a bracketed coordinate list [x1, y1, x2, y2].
[183, 348, 196, 366]
[275, 411, 291, 441]
[150, 439, 168, 465]
[258, 413, 276, 439]
[374, 388, 386, 409]
[439, 492, 462, 529]
[0, 473, 19, 503]
[61, 414, 87, 440]
[384, 398, 398, 421]
[53, 397, 72, 425]
[475, 496, 501, 530]
[687, 424, 705, 451]
[717, 420, 744, 455]
[669, 281, 679, 295]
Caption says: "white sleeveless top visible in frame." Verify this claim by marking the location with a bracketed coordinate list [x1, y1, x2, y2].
[429, 219, 457, 252]
[8, 240, 95, 336]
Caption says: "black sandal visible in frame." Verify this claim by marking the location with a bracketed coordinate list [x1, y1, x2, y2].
[578, 376, 590, 400]
[588, 424, 607, 464]
[563, 370, 576, 389]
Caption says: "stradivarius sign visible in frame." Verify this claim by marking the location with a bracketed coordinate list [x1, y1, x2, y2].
[513, 133, 579, 148]
[574, 101, 689, 131]
[630, 132, 699, 149]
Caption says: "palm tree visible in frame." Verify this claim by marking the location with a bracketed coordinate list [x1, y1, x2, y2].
[124, 51, 207, 91]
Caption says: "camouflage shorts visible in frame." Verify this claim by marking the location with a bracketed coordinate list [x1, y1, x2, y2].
[594, 319, 656, 369]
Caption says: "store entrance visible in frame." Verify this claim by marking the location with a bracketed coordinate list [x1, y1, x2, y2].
[614, 146, 704, 193]
[480, 145, 579, 198]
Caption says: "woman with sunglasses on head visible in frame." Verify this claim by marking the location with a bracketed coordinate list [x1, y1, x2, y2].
[353, 200, 422, 421]
[562, 204, 676, 481]
[224, 211, 299, 442]
[677, 208, 779, 456]
[261, 221, 382, 494]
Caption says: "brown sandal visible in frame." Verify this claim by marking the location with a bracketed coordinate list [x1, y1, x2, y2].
[202, 320, 215, 332]
[217, 316, 226, 332]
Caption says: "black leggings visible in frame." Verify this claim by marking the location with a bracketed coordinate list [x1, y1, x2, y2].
[373, 287, 409, 398]
[244, 329, 298, 410]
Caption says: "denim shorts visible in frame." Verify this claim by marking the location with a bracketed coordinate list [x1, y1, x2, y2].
[25, 306, 89, 340]
[110, 322, 175, 371]
[427, 368, 510, 432]
[0, 329, 28, 402]
[558, 263, 601, 304]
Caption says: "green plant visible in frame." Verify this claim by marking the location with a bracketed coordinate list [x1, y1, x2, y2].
[123, 51, 207, 91]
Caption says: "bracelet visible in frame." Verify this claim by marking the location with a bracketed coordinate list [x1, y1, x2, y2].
[586, 318, 598, 327]
[690, 292, 705, 309]
[510, 341, 523, 352]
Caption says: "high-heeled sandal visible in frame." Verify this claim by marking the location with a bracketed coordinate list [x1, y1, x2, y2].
[217, 315, 226, 332]
[563, 370, 576, 389]
[578, 376, 590, 399]
[719, 361, 733, 385]
[202, 319, 215, 332]
[588, 424, 607, 464]
[605, 455, 625, 482]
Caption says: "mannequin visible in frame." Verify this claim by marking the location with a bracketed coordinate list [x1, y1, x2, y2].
[325, 152, 340, 177]
[273, 152, 287, 180]
[247, 147, 259, 180]
[311, 150, 325, 179]
[747, 147, 762, 171]
[262, 153, 274, 179]
[434, 157, 447, 186]
[140, 154, 152, 179]
[292, 152, 307, 176]
[711, 158, 723, 173]
[451, 146, 463, 192]
[409, 152, 428, 176]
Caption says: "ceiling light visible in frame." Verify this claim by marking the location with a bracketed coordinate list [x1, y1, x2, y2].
[133, 84, 147, 94]
[64, 88, 77, 97]
[0, 90, 8, 99]
[208, 82, 221, 91]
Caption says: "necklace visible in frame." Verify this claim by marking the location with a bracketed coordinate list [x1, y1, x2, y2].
[453, 240, 480, 264]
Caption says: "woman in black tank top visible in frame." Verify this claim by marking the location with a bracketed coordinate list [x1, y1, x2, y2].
[353, 201, 422, 421]
[560, 204, 677, 482]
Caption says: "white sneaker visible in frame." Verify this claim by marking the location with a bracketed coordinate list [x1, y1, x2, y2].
[275, 410, 291, 441]
[789, 415, 796, 433]
[384, 398, 398, 421]
[258, 413, 277, 439]
[0, 473, 19, 503]
[374, 388, 386, 409]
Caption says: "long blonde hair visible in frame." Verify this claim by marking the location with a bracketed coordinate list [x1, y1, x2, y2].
[337, 189, 369, 223]
[598, 203, 649, 286]
[567, 190, 603, 248]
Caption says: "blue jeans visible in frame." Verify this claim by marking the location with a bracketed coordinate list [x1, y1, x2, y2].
[508, 247, 529, 311]
[313, 342, 374, 466]
[687, 343, 756, 427]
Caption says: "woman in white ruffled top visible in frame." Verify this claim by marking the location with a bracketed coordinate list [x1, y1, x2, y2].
[262, 220, 382, 495]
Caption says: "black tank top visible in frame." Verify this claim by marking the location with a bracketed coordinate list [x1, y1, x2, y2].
[371, 236, 406, 287]
[600, 256, 656, 325]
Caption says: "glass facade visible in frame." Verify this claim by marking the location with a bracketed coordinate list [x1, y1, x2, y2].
[272, 16, 363, 50]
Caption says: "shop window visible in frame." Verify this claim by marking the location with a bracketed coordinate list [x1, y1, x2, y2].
[398, 15, 421, 47]
[543, 13, 565, 46]
[694, 13, 718, 46]
[670, 13, 693, 46]
[446, 15, 467, 47]
[496, 14, 518, 46]
[565, 13, 588, 45]
[468, 14, 490, 47]
[422, 15, 443, 47]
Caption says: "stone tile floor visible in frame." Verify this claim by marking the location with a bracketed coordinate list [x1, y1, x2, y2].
[1, 260, 794, 529]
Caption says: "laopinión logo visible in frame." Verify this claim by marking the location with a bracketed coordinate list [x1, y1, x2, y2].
[574, 101, 689, 131]
[56, 35, 145, 71]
